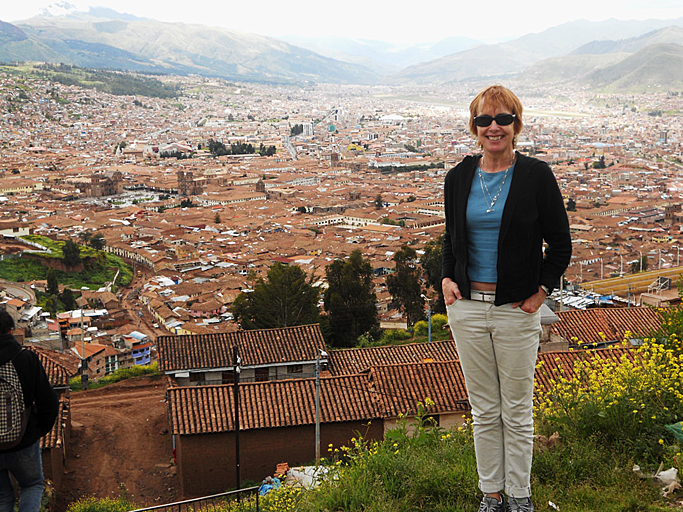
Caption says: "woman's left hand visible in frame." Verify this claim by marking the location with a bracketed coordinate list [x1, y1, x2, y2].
[512, 287, 546, 313]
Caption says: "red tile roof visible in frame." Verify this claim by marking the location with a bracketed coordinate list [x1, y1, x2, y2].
[368, 361, 468, 417]
[157, 324, 327, 372]
[41, 397, 68, 450]
[28, 346, 80, 388]
[534, 346, 635, 394]
[550, 307, 662, 344]
[168, 373, 381, 435]
[328, 340, 459, 376]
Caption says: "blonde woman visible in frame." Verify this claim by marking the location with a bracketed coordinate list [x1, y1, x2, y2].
[441, 85, 571, 512]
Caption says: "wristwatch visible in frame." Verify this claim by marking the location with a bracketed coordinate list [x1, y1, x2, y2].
[540, 285, 550, 296]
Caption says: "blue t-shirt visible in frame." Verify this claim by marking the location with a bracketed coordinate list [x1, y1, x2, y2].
[466, 163, 515, 282]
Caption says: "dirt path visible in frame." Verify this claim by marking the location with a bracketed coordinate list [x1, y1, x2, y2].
[54, 376, 179, 512]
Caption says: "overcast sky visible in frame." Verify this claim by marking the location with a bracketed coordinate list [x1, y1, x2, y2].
[4, 0, 683, 45]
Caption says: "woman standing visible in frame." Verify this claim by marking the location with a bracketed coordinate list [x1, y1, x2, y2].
[441, 85, 571, 512]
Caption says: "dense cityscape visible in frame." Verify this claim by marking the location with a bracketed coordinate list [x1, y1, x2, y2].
[1, 66, 683, 508]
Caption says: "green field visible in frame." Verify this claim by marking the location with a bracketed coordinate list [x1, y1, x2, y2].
[0, 236, 132, 291]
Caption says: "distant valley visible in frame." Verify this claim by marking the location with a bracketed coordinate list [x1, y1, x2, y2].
[2, 7, 683, 91]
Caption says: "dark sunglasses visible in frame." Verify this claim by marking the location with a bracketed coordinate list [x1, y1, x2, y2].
[473, 113, 516, 127]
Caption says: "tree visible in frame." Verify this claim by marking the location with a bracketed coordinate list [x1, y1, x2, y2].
[44, 295, 57, 318]
[47, 268, 59, 296]
[60, 288, 76, 311]
[214, 213, 221, 224]
[374, 194, 383, 210]
[592, 155, 606, 169]
[420, 235, 446, 314]
[180, 199, 194, 208]
[566, 198, 576, 212]
[89, 233, 105, 250]
[387, 245, 425, 327]
[232, 263, 319, 330]
[62, 240, 81, 267]
[323, 250, 380, 348]
[631, 255, 649, 273]
[79, 231, 93, 244]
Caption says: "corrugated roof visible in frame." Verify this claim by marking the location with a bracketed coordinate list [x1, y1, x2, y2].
[158, 324, 327, 372]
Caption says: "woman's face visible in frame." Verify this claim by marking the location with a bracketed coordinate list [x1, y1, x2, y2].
[475, 101, 516, 157]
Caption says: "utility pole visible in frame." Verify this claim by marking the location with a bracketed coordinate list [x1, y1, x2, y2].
[421, 294, 432, 343]
[315, 349, 327, 462]
[233, 346, 241, 491]
[81, 310, 88, 390]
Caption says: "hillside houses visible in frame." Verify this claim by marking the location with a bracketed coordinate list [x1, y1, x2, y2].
[158, 325, 471, 496]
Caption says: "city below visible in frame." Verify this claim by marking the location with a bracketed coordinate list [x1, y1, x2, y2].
[1, 68, 683, 507]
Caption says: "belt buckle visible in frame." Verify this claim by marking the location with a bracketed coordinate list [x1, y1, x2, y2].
[472, 290, 495, 303]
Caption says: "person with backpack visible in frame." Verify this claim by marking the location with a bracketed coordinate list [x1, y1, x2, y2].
[0, 311, 58, 512]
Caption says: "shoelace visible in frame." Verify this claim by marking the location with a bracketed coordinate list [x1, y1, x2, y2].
[507, 497, 533, 512]
[478, 496, 503, 512]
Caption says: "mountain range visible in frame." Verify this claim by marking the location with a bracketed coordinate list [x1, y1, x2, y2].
[518, 26, 683, 92]
[0, 7, 379, 84]
[2, 5, 683, 91]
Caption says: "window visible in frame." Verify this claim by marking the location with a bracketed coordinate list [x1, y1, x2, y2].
[255, 368, 269, 382]
[190, 373, 206, 384]
[287, 365, 303, 374]
[222, 371, 235, 384]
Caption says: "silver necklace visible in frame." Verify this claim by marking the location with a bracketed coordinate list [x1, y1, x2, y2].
[478, 155, 514, 213]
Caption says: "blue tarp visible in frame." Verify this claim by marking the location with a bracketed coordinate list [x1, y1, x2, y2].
[258, 477, 281, 496]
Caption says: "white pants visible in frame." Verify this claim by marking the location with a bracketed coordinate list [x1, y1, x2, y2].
[447, 299, 540, 498]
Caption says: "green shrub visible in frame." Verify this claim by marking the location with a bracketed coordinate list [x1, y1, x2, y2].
[413, 320, 428, 336]
[69, 363, 160, 391]
[379, 329, 412, 344]
[431, 313, 448, 332]
[301, 402, 479, 512]
[66, 496, 135, 512]
[535, 340, 683, 465]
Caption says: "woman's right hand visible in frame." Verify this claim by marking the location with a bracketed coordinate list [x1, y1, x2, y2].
[442, 278, 462, 306]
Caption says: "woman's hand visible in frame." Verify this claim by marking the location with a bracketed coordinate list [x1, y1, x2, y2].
[512, 286, 546, 313]
[442, 277, 463, 306]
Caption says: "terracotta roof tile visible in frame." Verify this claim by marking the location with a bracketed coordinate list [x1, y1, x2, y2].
[168, 373, 380, 435]
[550, 307, 662, 344]
[534, 346, 635, 394]
[28, 346, 80, 388]
[168, 358, 473, 435]
[158, 324, 327, 372]
[328, 340, 458, 376]
[41, 397, 68, 450]
[369, 361, 469, 417]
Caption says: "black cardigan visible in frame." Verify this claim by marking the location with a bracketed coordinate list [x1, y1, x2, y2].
[441, 152, 572, 306]
[0, 333, 59, 453]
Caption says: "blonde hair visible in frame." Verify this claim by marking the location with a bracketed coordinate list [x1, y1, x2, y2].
[468, 85, 524, 145]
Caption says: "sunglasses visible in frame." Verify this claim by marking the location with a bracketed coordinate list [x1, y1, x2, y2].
[473, 113, 516, 127]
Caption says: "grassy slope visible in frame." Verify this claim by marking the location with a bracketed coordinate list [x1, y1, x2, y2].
[0, 235, 132, 290]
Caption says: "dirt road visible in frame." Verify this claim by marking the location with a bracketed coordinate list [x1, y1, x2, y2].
[54, 376, 179, 512]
